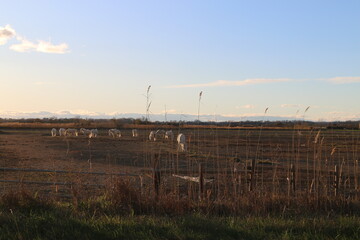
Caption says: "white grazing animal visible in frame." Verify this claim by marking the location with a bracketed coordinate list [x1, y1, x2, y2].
[132, 129, 138, 137]
[108, 129, 115, 138]
[109, 129, 121, 138]
[51, 128, 57, 137]
[165, 130, 174, 141]
[59, 128, 66, 136]
[149, 131, 156, 141]
[177, 133, 186, 152]
[89, 129, 98, 138]
[155, 129, 165, 139]
[65, 128, 78, 137]
[80, 128, 92, 137]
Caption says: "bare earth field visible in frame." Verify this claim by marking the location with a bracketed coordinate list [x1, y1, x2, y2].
[0, 127, 359, 201]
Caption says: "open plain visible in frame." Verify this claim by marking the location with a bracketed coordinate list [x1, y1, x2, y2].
[1, 126, 359, 204]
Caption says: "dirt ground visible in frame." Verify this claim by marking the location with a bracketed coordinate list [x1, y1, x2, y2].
[0, 128, 359, 198]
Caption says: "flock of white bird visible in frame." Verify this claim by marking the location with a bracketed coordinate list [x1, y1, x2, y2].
[50, 128, 187, 152]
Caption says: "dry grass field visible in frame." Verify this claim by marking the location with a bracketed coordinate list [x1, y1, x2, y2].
[0, 126, 359, 214]
[1, 125, 360, 239]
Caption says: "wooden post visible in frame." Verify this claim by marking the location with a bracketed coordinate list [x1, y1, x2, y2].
[233, 165, 238, 197]
[334, 164, 339, 197]
[355, 160, 358, 200]
[139, 175, 144, 196]
[153, 154, 161, 198]
[249, 159, 256, 191]
[199, 163, 204, 201]
[290, 163, 296, 194]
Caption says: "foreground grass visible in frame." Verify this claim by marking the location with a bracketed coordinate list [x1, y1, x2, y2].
[0, 204, 360, 240]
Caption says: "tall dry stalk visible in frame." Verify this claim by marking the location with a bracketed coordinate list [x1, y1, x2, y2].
[144, 85, 152, 168]
[145, 85, 152, 123]
[252, 107, 268, 192]
[198, 91, 203, 122]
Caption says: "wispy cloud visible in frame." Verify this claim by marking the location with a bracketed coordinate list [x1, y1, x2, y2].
[326, 77, 360, 84]
[236, 104, 255, 109]
[0, 24, 69, 54]
[0, 25, 16, 45]
[9, 37, 37, 52]
[10, 37, 69, 54]
[322, 111, 360, 121]
[166, 78, 291, 88]
[281, 104, 301, 108]
[161, 109, 177, 114]
[36, 40, 68, 54]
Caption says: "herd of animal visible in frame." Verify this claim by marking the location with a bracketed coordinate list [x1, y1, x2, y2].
[50, 128, 187, 151]
[51, 128, 99, 138]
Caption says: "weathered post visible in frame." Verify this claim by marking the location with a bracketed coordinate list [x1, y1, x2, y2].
[334, 164, 339, 197]
[139, 175, 144, 196]
[199, 163, 204, 201]
[233, 165, 238, 197]
[290, 163, 296, 194]
[249, 158, 256, 191]
[153, 154, 161, 199]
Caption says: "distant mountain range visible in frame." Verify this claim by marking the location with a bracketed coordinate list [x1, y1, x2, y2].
[0, 111, 300, 122]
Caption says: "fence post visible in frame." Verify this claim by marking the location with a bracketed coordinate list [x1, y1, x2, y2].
[153, 154, 161, 199]
[199, 163, 204, 201]
[334, 164, 339, 197]
[249, 158, 256, 191]
[139, 175, 144, 196]
[290, 163, 296, 195]
[233, 165, 238, 197]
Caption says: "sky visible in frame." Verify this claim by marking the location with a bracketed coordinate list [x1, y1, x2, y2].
[1, 0, 360, 121]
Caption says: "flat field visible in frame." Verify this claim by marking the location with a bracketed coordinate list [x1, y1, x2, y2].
[0, 127, 359, 204]
[1, 127, 360, 239]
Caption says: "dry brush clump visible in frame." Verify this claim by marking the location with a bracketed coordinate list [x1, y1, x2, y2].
[0, 188, 51, 210]
[107, 178, 142, 214]
[1, 180, 360, 217]
[100, 173, 360, 216]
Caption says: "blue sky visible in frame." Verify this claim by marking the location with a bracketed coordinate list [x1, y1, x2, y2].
[1, 0, 360, 121]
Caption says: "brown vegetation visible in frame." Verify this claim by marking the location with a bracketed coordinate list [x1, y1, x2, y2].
[1, 124, 360, 216]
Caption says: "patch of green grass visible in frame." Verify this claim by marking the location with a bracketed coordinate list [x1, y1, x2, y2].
[1, 190, 359, 239]
[0, 204, 360, 240]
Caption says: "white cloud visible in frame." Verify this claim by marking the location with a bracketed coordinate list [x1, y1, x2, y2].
[322, 111, 360, 121]
[36, 40, 68, 54]
[236, 104, 255, 109]
[0, 25, 16, 45]
[326, 77, 360, 84]
[9, 37, 37, 52]
[281, 104, 301, 108]
[161, 109, 177, 114]
[0, 24, 69, 54]
[10, 37, 68, 54]
[166, 78, 291, 88]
